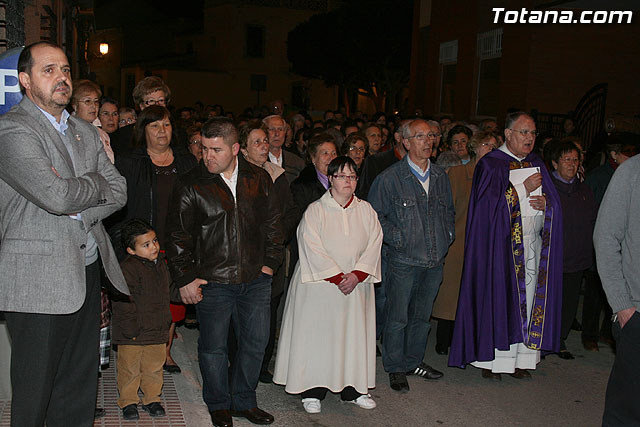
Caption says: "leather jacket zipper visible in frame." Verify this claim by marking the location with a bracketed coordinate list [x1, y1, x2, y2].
[234, 197, 241, 283]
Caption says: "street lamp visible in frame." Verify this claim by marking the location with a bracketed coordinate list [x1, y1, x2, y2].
[99, 41, 109, 56]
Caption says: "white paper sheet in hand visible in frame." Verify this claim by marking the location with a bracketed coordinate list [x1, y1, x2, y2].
[509, 166, 541, 216]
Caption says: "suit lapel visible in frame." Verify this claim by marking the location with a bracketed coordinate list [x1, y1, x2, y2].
[19, 96, 75, 174]
[66, 119, 87, 175]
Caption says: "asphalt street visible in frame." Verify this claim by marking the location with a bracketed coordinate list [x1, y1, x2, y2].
[170, 320, 612, 427]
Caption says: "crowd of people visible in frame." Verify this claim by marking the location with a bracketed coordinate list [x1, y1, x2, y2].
[1, 41, 639, 427]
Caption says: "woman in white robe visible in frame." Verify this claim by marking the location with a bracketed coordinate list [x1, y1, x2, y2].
[273, 156, 383, 414]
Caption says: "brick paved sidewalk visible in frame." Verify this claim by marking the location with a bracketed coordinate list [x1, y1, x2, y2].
[0, 354, 187, 427]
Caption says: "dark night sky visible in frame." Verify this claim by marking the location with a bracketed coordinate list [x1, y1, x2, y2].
[93, 0, 204, 30]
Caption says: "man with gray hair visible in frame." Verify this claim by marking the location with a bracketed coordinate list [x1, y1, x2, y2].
[166, 117, 284, 427]
[263, 115, 305, 184]
[368, 118, 454, 391]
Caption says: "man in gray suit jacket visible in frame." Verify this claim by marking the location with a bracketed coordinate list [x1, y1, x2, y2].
[0, 42, 128, 426]
[263, 115, 305, 184]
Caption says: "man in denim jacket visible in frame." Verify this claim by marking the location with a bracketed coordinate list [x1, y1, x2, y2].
[369, 119, 454, 392]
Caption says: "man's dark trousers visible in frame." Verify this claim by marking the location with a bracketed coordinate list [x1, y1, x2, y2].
[602, 312, 640, 426]
[261, 264, 286, 374]
[197, 273, 271, 412]
[5, 261, 101, 427]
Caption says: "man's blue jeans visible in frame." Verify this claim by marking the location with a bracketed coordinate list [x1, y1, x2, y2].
[382, 261, 443, 373]
[196, 273, 271, 412]
[375, 249, 389, 340]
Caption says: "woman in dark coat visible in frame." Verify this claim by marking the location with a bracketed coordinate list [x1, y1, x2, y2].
[288, 133, 338, 278]
[115, 105, 197, 373]
[290, 133, 338, 218]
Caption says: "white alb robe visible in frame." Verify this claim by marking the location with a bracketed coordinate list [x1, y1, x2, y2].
[273, 191, 382, 394]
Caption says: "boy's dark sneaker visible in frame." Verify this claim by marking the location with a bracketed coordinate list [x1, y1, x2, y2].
[142, 402, 166, 417]
[122, 404, 139, 420]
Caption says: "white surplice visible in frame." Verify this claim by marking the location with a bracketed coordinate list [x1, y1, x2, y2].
[273, 191, 382, 394]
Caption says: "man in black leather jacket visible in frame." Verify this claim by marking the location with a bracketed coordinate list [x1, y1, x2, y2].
[166, 118, 284, 427]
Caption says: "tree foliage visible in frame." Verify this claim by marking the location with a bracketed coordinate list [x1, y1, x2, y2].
[287, 0, 413, 113]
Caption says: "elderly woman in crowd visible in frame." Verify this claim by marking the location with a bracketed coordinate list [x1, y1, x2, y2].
[239, 120, 295, 217]
[119, 107, 137, 129]
[290, 133, 339, 215]
[432, 130, 498, 357]
[447, 125, 473, 165]
[342, 132, 369, 173]
[98, 97, 119, 134]
[186, 125, 203, 162]
[427, 120, 443, 158]
[115, 105, 197, 374]
[289, 133, 339, 282]
[70, 79, 101, 125]
[550, 139, 597, 360]
[274, 156, 382, 413]
[364, 123, 383, 156]
[289, 127, 310, 160]
[70, 80, 114, 163]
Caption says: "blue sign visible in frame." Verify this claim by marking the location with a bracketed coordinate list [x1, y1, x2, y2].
[0, 47, 24, 116]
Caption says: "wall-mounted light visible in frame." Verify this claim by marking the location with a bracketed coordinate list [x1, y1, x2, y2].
[99, 42, 109, 56]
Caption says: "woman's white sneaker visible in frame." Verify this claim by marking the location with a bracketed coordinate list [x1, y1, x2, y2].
[349, 394, 376, 409]
[302, 398, 321, 413]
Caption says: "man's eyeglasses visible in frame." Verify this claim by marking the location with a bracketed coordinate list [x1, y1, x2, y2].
[332, 174, 358, 182]
[267, 127, 284, 134]
[189, 139, 202, 146]
[144, 98, 166, 106]
[119, 118, 136, 126]
[509, 128, 537, 137]
[407, 133, 437, 141]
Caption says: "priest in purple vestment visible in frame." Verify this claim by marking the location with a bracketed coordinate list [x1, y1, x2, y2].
[449, 112, 563, 380]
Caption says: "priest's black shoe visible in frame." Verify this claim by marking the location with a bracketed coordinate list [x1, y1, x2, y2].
[509, 368, 532, 379]
[94, 407, 106, 419]
[389, 372, 410, 391]
[407, 362, 443, 380]
[435, 343, 448, 355]
[259, 370, 273, 384]
[231, 407, 274, 425]
[210, 409, 233, 427]
[571, 318, 583, 331]
[558, 350, 575, 360]
[481, 369, 502, 381]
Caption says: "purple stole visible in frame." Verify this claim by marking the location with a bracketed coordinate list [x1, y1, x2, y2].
[505, 160, 556, 350]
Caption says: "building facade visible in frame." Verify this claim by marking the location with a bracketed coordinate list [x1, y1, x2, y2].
[409, 0, 640, 127]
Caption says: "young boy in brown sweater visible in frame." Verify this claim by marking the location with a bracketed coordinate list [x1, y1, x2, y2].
[112, 219, 172, 420]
